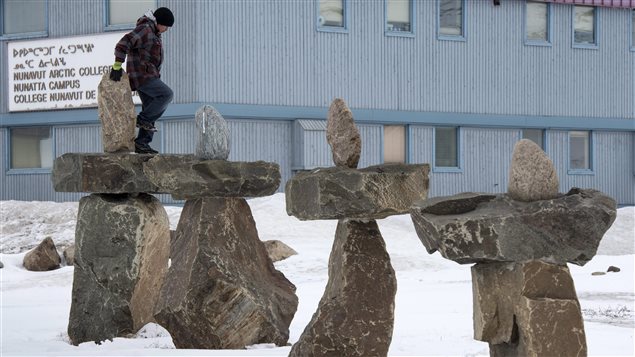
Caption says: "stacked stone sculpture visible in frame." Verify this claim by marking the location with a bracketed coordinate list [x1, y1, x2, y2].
[53, 83, 297, 349]
[410, 139, 617, 357]
[285, 98, 430, 357]
[97, 72, 136, 153]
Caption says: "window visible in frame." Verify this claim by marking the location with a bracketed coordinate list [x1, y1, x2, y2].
[386, 0, 413, 34]
[439, 0, 464, 39]
[10, 127, 53, 170]
[522, 129, 544, 150]
[384, 125, 406, 163]
[107, 0, 156, 28]
[434, 127, 459, 169]
[525, 1, 550, 45]
[569, 131, 592, 172]
[573, 6, 597, 47]
[1, 0, 47, 38]
[318, 0, 346, 30]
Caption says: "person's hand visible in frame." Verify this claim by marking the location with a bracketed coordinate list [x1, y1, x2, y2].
[110, 61, 122, 81]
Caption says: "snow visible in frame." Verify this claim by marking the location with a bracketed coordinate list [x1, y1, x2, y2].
[1, 195, 633, 356]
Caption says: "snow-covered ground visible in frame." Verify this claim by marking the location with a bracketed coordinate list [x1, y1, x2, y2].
[1, 194, 633, 356]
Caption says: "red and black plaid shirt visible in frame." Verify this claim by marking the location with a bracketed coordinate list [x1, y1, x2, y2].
[114, 16, 163, 91]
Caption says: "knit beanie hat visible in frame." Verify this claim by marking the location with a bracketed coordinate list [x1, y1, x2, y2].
[154, 7, 174, 27]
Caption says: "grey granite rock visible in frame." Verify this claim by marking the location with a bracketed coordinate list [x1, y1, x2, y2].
[63, 244, 75, 266]
[52, 153, 280, 198]
[67, 194, 170, 345]
[263, 240, 298, 262]
[326, 98, 362, 168]
[508, 139, 559, 202]
[154, 197, 298, 349]
[195, 105, 230, 160]
[286, 163, 429, 220]
[410, 188, 616, 266]
[143, 155, 280, 199]
[472, 261, 586, 357]
[98, 72, 136, 153]
[289, 219, 396, 357]
[0, 261, 3, 269]
[23, 237, 61, 271]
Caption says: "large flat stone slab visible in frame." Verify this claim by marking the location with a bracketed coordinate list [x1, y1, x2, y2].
[286, 163, 429, 220]
[410, 188, 616, 266]
[52, 153, 280, 198]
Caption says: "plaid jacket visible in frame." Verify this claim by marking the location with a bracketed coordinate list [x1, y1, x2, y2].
[114, 16, 163, 91]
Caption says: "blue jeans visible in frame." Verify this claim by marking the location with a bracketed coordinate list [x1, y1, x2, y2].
[135, 78, 173, 146]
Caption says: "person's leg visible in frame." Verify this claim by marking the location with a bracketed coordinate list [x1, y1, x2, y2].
[136, 78, 174, 128]
[135, 91, 154, 146]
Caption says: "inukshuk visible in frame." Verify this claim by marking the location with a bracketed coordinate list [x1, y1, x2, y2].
[410, 139, 617, 357]
[52, 96, 297, 347]
[285, 98, 430, 357]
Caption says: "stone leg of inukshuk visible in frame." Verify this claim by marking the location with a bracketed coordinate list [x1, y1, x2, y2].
[410, 139, 617, 357]
[67, 193, 169, 345]
[286, 98, 430, 357]
[98, 71, 136, 153]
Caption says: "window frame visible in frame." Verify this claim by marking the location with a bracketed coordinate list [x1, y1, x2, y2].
[104, 0, 157, 32]
[432, 126, 462, 173]
[316, 0, 349, 34]
[385, 0, 415, 38]
[0, 0, 49, 40]
[572, 5, 599, 50]
[437, 0, 466, 42]
[524, 1, 552, 47]
[567, 130, 594, 175]
[6, 126, 55, 174]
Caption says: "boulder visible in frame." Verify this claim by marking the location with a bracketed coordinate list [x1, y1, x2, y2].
[143, 156, 281, 199]
[326, 98, 361, 168]
[472, 261, 586, 357]
[23, 237, 61, 271]
[286, 163, 429, 220]
[607, 266, 620, 273]
[154, 197, 298, 349]
[98, 71, 136, 153]
[410, 188, 616, 266]
[63, 244, 75, 266]
[263, 240, 298, 262]
[508, 139, 559, 202]
[67, 193, 170, 345]
[52, 153, 158, 193]
[0, 261, 3, 269]
[195, 105, 230, 160]
[289, 219, 396, 357]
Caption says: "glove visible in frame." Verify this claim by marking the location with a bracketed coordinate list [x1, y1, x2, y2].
[110, 61, 123, 81]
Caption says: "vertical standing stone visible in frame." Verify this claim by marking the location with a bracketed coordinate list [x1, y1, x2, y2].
[326, 98, 362, 168]
[68, 193, 170, 345]
[97, 72, 136, 153]
[289, 219, 397, 357]
[508, 139, 559, 202]
[195, 105, 230, 160]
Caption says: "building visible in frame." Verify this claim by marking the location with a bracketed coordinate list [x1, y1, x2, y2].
[1, 0, 634, 205]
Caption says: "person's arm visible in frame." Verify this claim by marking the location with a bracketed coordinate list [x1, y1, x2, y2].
[110, 24, 150, 81]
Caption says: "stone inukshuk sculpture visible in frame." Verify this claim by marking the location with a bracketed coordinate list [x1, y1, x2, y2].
[98, 71, 136, 153]
[410, 139, 617, 357]
[52, 98, 297, 347]
[286, 98, 430, 357]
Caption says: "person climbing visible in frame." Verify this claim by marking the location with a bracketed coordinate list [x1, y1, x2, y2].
[109, 7, 174, 154]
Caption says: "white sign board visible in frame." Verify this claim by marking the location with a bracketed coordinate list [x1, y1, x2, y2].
[8, 32, 141, 112]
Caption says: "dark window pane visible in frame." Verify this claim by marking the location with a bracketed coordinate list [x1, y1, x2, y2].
[3, 0, 46, 35]
[10, 127, 53, 169]
[387, 0, 411, 32]
[569, 131, 590, 170]
[435, 127, 458, 167]
[440, 0, 462, 36]
[319, 0, 344, 27]
[574, 6, 595, 45]
[522, 129, 544, 149]
[109, 0, 156, 26]
[527, 2, 548, 41]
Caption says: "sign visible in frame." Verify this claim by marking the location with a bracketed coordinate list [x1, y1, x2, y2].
[8, 32, 142, 112]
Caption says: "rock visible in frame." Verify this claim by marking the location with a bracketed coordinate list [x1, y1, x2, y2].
[98, 71, 136, 153]
[154, 197, 298, 349]
[286, 163, 429, 220]
[23, 237, 61, 271]
[472, 261, 586, 357]
[143, 156, 281, 199]
[290, 219, 396, 357]
[414, 192, 496, 215]
[263, 240, 298, 262]
[410, 188, 616, 266]
[195, 105, 230, 160]
[52, 153, 280, 198]
[0, 261, 3, 269]
[508, 139, 559, 202]
[607, 266, 620, 273]
[52, 153, 158, 193]
[326, 98, 361, 168]
[67, 194, 170, 345]
[591, 271, 606, 276]
[63, 244, 75, 266]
